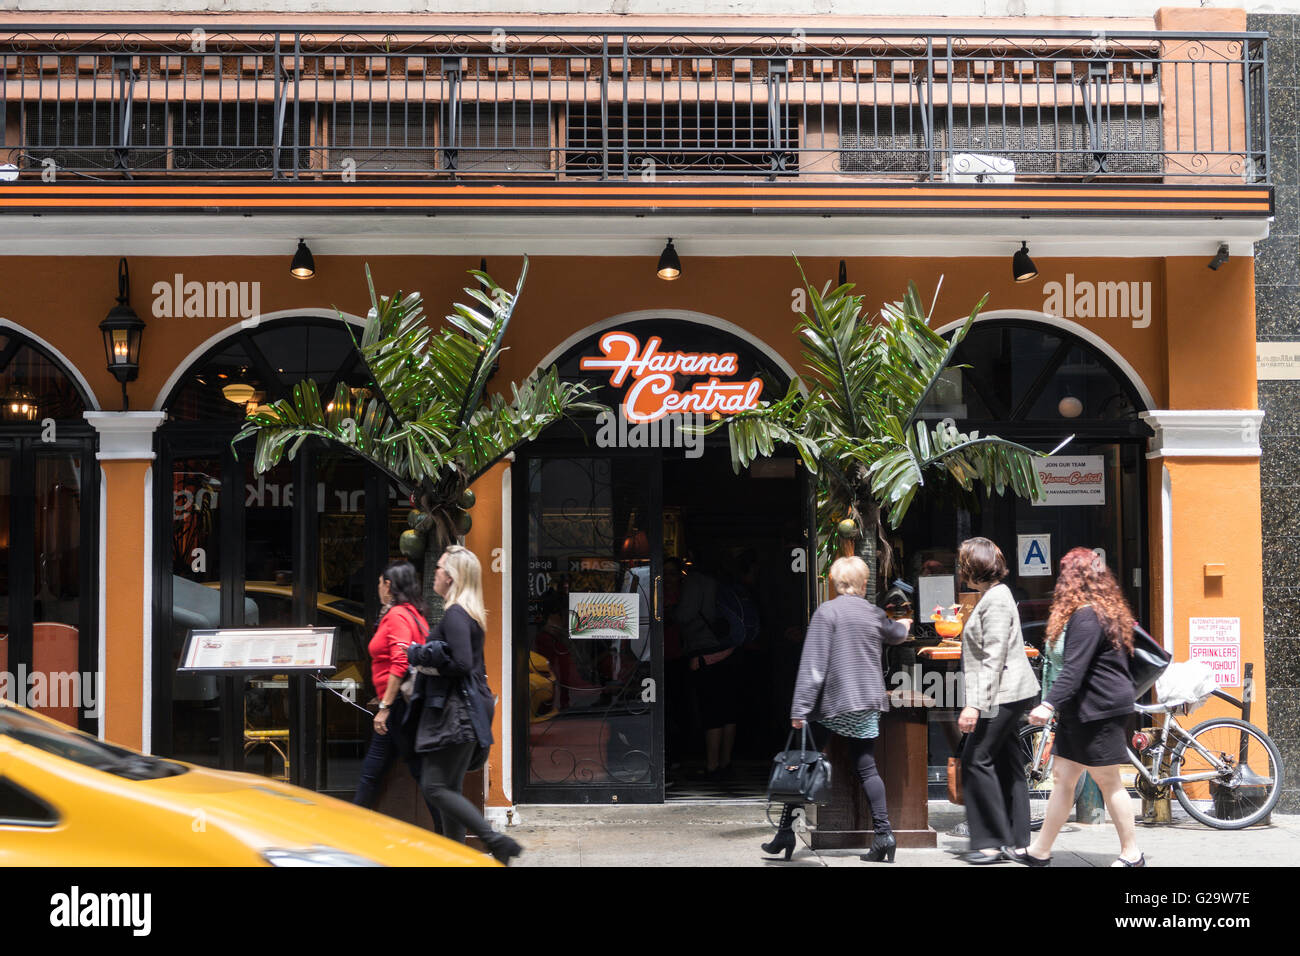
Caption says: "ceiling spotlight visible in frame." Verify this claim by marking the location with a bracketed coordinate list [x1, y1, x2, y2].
[656, 239, 681, 281]
[1207, 243, 1230, 271]
[290, 238, 315, 279]
[1012, 242, 1038, 283]
[838, 259, 848, 287]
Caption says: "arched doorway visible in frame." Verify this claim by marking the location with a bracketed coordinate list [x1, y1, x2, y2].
[0, 324, 99, 731]
[895, 317, 1150, 789]
[514, 316, 808, 804]
[153, 317, 409, 797]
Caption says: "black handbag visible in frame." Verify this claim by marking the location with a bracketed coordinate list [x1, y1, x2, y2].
[1129, 624, 1172, 698]
[767, 724, 832, 805]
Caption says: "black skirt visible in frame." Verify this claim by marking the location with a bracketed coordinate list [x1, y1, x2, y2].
[1054, 711, 1131, 767]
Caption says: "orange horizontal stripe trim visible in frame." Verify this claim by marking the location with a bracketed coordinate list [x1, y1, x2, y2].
[0, 184, 1267, 200]
[0, 196, 1270, 211]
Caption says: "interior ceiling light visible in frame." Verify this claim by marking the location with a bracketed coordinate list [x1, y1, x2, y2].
[290, 238, 315, 279]
[656, 239, 681, 281]
[1058, 395, 1084, 418]
[1012, 242, 1038, 283]
[222, 382, 256, 405]
[1207, 243, 1230, 271]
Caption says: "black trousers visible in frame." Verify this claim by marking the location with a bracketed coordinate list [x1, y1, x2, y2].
[418, 741, 497, 846]
[961, 697, 1033, 852]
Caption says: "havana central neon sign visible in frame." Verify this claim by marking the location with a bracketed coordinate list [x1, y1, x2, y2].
[579, 331, 764, 424]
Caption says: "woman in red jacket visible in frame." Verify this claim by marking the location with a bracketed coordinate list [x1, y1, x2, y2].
[352, 559, 428, 808]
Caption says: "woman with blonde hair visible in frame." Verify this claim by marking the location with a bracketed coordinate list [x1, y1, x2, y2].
[767, 555, 911, 862]
[405, 544, 522, 864]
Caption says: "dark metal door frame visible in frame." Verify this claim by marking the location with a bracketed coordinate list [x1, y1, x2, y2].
[153, 430, 394, 787]
[0, 431, 100, 735]
[512, 445, 665, 804]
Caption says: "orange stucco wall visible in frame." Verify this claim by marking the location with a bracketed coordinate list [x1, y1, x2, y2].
[0, 253, 1173, 413]
[1162, 457, 1267, 729]
[463, 460, 509, 808]
[1, 247, 1265, 796]
[101, 458, 149, 750]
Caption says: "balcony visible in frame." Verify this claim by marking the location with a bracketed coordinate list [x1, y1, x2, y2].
[0, 25, 1269, 188]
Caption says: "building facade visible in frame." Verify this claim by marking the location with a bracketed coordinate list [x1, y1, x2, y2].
[0, 7, 1283, 815]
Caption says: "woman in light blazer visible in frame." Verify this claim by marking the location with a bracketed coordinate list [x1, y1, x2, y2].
[956, 537, 1040, 864]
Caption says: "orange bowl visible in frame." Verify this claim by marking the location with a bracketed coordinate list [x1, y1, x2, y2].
[934, 620, 963, 639]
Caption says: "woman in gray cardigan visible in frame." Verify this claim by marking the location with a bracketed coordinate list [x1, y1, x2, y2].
[766, 555, 911, 862]
[956, 537, 1040, 864]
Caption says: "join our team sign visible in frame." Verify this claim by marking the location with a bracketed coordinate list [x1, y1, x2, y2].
[1032, 456, 1106, 507]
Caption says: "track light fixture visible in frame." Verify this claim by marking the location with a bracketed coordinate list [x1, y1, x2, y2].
[1012, 242, 1038, 284]
[290, 238, 315, 279]
[656, 239, 681, 281]
[1207, 243, 1230, 271]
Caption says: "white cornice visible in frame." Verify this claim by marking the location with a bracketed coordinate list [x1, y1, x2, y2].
[83, 411, 167, 460]
[1140, 410, 1265, 460]
[0, 214, 1266, 259]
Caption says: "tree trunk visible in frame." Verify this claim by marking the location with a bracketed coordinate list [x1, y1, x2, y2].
[422, 525, 452, 625]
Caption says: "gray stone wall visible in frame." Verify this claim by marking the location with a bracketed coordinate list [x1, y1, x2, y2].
[1250, 12, 1300, 813]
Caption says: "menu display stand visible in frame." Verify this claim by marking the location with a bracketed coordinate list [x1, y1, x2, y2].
[179, 627, 339, 785]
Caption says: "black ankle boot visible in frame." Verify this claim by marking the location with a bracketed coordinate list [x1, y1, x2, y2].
[860, 829, 897, 863]
[485, 832, 524, 866]
[762, 805, 798, 861]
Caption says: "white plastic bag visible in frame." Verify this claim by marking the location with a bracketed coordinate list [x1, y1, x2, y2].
[1155, 660, 1218, 709]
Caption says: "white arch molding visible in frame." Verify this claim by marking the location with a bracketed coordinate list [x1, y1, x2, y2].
[0, 318, 103, 411]
[930, 309, 1157, 412]
[530, 308, 799, 385]
[151, 308, 367, 412]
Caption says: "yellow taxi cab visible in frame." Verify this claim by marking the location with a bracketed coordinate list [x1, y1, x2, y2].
[0, 701, 497, 867]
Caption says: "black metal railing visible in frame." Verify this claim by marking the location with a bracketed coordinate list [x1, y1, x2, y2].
[0, 25, 1269, 184]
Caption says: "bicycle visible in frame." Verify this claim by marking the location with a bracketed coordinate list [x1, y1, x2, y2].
[1020, 698, 1283, 831]
[1017, 717, 1082, 831]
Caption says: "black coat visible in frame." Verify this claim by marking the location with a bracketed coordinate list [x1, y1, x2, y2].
[403, 604, 495, 754]
[1044, 606, 1135, 722]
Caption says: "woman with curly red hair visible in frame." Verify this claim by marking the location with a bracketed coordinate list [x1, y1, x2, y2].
[1020, 547, 1143, 867]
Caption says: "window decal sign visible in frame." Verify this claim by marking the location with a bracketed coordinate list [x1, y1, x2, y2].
[568, 592, 639, 641]
[579, 331, 764, 424]
[1017, 533, 1052, 577]
[1031, 455, 1106, 507]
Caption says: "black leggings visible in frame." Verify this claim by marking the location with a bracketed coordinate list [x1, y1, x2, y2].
[845, 734, 892, 833]
[418, 741, 496, 845]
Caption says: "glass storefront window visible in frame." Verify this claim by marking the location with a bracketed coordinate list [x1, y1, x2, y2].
[0, 332, 94, 732]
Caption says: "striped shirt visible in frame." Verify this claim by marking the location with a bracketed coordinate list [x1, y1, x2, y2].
[791, 594, 909, 722]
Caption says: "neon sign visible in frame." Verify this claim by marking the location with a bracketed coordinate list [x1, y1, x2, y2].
[579, 331, 764, 424]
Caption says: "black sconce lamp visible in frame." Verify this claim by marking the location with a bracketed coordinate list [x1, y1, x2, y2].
[99, 257, 145, 411]
[656, 239, 681, 281]
[1207, 243, 1230, 271]
[290, 238, 315, 279]
[1012, 242, 1038, 283]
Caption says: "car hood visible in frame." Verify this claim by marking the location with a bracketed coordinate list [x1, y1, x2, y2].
[135, 763, 495, 866]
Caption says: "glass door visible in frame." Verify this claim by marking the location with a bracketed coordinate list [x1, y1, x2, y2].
[517, 452, 664, 803]
[0, 437, 98, 732]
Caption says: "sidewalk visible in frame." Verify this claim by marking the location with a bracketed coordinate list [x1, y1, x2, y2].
[507, 800, 1300, 867]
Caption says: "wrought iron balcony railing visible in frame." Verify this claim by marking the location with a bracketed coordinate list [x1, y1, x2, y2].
[0, 25, 1269, 184]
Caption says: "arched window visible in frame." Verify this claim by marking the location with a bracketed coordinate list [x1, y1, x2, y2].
[155, 318, 404, 794]
[904, 317, 1149, 637]
[0, 326, 98, 731]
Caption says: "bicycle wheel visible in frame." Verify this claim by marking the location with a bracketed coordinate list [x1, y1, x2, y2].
[1018, 722, 1075, 830]
[1169, 717, 1283, 830]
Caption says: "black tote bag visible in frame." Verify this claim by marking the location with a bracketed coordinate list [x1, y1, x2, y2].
[767, 724, 832, 805]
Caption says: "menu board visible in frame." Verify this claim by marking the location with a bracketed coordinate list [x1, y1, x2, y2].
[179, 627, 337, 673]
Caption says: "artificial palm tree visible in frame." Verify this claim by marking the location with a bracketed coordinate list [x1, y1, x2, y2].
[234, 257, 601, 602]
[715, 258, 1055, 591]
